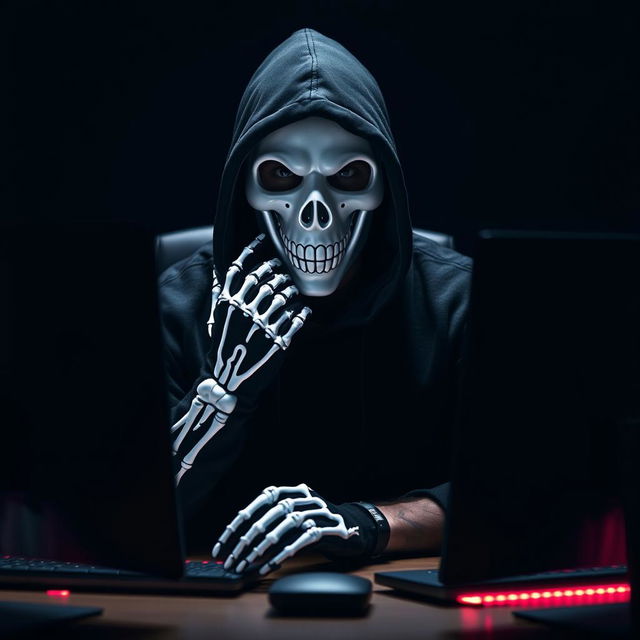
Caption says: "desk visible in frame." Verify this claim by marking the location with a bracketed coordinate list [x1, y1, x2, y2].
[0, 555, 589, 639]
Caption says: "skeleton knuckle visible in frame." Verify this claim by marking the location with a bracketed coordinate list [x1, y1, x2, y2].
[265, 531, 279, 544]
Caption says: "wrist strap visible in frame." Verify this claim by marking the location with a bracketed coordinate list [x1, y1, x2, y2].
[353, 501, 390, 557]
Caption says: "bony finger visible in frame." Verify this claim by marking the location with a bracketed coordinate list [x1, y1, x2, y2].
[212, 539, 237, 563]
[275, 306, 312, 350]
[228, 497, 301, 568]
[236, 511, 307, 573]
[258, 525, 320, 576]
[275, 284, 299, 304]
[236, 559, 249, 573]
[222, 263, 242, 299]
[254, 282, 295, 328]
[244, 274, 292, 321]
[299, 306, 312, 322]
[221, 234, 267, 298]
[237, 260, 275, 298]
[237, 234, 266, 269]
[264, 308, 291, 339]
[207, 274, 222, 337]
[234, 557, 278, 577]
[247, 258, 281, 285]
[258, 560, 281, 576]
[265, 272, 291, 291]
[211, 519, 244, 558]
[248, 233, 266, 251]
[212, 486, 282, 559]
[240, 558, 280, 576]
[260, 562, 281, 576]
[231, 259, 282, 311]
[212, 525, 242, 562]
[229, 512, 275, 562]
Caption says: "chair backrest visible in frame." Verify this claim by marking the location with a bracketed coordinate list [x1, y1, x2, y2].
[156, 226, 214, 275]
[156, 225, 453, 274]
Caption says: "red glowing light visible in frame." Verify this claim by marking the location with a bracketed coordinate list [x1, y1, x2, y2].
[455, 582, 631, 607]
[46, 590, 70, 597]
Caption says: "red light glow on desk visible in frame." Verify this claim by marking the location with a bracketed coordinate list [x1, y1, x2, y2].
[457, 583, 630, 607]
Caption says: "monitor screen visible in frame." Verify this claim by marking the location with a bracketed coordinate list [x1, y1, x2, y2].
[440, 231, 640, 585]
[0, 221, 183, 577]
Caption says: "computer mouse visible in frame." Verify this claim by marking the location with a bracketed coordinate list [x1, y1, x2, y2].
[268, 572, 372, 616]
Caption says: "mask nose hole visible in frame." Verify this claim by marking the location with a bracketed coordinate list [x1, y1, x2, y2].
[300, 201, 332, 229]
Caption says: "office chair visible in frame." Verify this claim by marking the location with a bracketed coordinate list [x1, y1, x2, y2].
[156, 225, 454, 274]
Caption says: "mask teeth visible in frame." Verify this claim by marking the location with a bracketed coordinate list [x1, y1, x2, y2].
[279, 229, 351, 274]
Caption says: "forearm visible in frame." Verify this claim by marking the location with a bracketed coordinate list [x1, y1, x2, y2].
[376, 497, 444, 554]
[171, 377, 237, 482]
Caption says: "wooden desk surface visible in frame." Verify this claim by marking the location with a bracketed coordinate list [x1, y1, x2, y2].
[0, 555, 579, 639]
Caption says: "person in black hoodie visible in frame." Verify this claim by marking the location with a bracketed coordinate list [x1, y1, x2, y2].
[160, 28, 471, 574]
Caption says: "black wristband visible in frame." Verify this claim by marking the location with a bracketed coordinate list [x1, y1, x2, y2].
[353, 501, 390, 557]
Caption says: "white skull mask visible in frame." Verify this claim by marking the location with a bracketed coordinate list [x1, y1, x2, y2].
[245, 116, 384, 297]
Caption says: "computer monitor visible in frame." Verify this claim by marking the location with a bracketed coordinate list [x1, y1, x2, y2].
[0, 221, 184, 578]
[442, 230, 639, 585]
[376, 231, 640, 631]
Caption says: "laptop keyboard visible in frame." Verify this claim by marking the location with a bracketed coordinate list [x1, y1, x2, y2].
[0, 555, 238, 581]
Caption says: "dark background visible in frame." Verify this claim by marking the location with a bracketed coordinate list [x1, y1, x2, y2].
[7, 0, 640, 251]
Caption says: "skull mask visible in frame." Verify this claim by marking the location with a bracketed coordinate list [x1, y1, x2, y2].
[245, 117, 384, 297]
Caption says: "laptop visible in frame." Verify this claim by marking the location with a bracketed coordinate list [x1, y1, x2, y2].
[375, 231, 640, 609]
[0, 220, 252, 594]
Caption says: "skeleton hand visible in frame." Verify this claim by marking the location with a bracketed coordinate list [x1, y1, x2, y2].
[211, 483, 362, 576]
[171, 235, 311, 483]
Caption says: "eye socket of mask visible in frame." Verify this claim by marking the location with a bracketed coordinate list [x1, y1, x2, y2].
[257, 159, 373, 193]
[258, 160, 303, 192]
[326, 160, 372, 192]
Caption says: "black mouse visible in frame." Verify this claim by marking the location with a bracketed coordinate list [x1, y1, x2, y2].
[268, 572, 372, 616]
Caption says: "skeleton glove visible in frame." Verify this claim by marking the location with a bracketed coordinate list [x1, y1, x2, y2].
[171, 234, 312, 482]
[212, 483, 390, 576]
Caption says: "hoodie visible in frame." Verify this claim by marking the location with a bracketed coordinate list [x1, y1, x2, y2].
[159, 28, 472, 551]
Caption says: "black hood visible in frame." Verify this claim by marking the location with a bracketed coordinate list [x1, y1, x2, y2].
[213, 28, 413, 328]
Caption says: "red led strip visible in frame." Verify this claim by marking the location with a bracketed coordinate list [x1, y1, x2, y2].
[46, 590, 70, 597]
[457, 582, 631, 606]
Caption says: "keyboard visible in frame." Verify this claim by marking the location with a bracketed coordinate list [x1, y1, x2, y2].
[0, 555, 249, 595]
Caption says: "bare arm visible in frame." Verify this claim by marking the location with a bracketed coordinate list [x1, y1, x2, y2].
[376, 497, 444, 554]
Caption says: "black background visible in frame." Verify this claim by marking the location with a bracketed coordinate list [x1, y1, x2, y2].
[7, 0, 640, 248]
